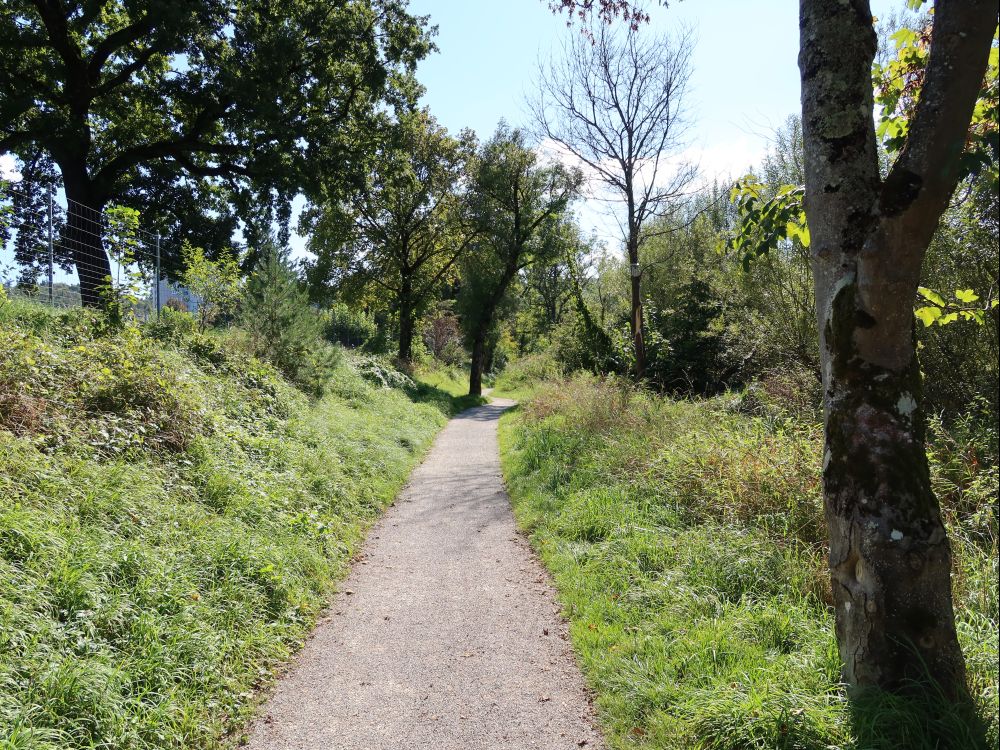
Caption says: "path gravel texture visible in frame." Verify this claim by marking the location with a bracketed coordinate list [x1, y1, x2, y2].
[244, 397, 604, 750]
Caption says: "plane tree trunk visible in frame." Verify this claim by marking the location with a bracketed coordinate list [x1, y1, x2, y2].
[799, 0, 995, 697]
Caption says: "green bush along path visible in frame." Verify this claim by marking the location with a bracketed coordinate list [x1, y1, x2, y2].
[0, 300, 473, 749]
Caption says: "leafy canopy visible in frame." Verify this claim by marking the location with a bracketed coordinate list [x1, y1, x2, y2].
[0, 0, 434, 262]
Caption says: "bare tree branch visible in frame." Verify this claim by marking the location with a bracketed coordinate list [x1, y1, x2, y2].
[532, 21, 697, 377]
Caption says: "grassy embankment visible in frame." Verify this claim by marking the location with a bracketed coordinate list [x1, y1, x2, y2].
[500, 374, 998, 750]
[0, 299, 473, 750]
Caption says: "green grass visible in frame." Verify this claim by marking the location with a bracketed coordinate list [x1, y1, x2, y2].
[490, 351, 562, 402]
[0, 300, 466, 750]
[499, 375, 999, 750]
[411, 362, 486, 411]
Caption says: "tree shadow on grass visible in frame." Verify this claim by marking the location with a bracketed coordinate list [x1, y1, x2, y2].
[404, 380, 487, 418]
[847, 682, 992, 750]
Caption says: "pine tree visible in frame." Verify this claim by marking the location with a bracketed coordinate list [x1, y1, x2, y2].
[242, 243, 339, 394]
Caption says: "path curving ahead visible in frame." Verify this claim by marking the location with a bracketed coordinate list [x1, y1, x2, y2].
[245, 397, 604, 750]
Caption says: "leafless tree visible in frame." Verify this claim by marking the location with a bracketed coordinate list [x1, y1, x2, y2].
[533, 24, 697, 378]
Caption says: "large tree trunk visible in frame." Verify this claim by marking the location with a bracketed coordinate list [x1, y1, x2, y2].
[62, 178, 111, 309]
[398, 280, 415, 363]
[627, 237, 646, 379]
[817, 257, 965, 694]
[800, 0, 995, 699]
[469, 327, 487, 397]
[467, 261, 519, 397]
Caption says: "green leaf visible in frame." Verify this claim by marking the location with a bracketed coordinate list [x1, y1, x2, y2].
[954, 289, 980, 303]
[917, 287, 946, 306]
[914, 306, 942, 327]
[796, 221, 810, 248]
[958, 310, 986, 325]
[890, 28, 919, 49]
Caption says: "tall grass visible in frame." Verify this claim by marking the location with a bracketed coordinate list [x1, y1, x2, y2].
[500, 374, 998, 750]
[0, 300, 464, 749]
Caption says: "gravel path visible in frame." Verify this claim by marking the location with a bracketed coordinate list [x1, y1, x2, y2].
[244, 397, 604, 750]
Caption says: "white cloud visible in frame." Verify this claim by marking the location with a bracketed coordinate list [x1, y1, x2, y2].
[676, 136, 767, 187]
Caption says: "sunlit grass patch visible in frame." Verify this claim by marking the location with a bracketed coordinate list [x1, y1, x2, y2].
[0, 300, 464, 749]
[500, 375, 998, 750]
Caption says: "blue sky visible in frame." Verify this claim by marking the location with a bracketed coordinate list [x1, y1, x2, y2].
[410, 0, 801, 177]
[407, 0, 898, 247]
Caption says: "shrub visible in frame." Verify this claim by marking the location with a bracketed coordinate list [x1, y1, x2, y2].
[145, 306, 197, 343]
[351, 353, 416, 391]
[178, 243, 241, 333]
[241, 246, 341, 395]
[164, 296, 189, 312]
[324, 301, 377, 348]
[493, 350, 563, 395]
[423, 309, 464, 363]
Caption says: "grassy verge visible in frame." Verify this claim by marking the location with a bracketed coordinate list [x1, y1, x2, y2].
[411, 363, 485, 411]
[499, 375, 998, 750]
[0, 300, 465, 750]
[490, 351, 562, 402]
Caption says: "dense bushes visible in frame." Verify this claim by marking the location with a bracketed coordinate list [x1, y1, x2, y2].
[0, 305, 205, 456]
[0, 299, 462, 750]
[324, 302, 377, 349]
[500, 375, 998, 750]
[240, 249, 342, 396]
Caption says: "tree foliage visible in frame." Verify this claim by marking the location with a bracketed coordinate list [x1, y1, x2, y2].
[241, 244, 339, 395]
[308, 110, 475, 361]
[179, 243, 240, 333]
[0, 0, 433, 303]
[534, 22, 695, 378]
[458, 124, 581, 394]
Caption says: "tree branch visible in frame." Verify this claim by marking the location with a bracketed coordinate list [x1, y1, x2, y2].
[879, 0, 997, 250]
[87, 13, 156, 84]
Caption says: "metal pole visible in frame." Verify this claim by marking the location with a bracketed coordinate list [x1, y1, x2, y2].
[47, 183, 54, 304]
[155, 234, 161, 317]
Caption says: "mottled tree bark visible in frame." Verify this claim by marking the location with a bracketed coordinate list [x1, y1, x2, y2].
[799, 0, 996, 696]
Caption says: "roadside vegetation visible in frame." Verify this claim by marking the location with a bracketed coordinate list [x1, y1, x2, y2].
[500, 374, 998, 749]
[2, 0, 998, 747]
[0, 295, 470, 750]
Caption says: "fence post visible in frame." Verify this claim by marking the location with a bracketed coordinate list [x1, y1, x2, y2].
[47, 183, 53, 304]
[155, 234, 161, 317]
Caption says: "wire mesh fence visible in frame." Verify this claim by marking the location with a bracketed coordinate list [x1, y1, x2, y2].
[1, 184, 163, 319]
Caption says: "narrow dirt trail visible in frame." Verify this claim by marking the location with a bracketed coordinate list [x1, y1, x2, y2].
[244, 397, 604, 750]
